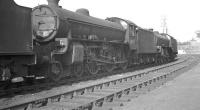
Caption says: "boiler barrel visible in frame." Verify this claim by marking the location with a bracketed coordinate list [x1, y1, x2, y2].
[32, 5, 126, 42]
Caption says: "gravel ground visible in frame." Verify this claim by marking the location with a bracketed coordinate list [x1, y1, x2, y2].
[122, 61, 200, 110]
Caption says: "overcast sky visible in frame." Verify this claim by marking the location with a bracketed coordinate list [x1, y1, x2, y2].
[15, 0, 200, 42]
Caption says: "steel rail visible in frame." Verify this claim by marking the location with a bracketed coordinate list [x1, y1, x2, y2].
[0, 57, 192, 110]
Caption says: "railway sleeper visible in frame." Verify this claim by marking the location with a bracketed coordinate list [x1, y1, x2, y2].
[93, 79, 172, 110]
[34, 81, 157, 109]
[96, 80, 170, 110]
[8, 76, 175, 110]
[2, 59, 189, 110]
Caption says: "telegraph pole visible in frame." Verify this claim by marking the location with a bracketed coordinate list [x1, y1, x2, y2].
[195, 30, 200, 38]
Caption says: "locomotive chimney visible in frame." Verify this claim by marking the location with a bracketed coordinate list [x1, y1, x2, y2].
[47, 0, 60, 7]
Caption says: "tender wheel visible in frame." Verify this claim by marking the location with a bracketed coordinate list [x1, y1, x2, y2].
[86, 60, 99, 75]
[120, 62, 128, 70]
[48, 61, 63, 82]
[104, 64, 115, 73]
[71, 63, 84, 78]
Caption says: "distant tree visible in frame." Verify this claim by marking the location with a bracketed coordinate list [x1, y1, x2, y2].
[178, 41, 190, 45]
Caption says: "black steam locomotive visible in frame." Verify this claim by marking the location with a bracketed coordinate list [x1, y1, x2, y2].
[0, 0, 177, 82]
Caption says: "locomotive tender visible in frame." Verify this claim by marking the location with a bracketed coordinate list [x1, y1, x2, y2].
[0, 0, 177, 82]
[0, 0, 35, 82]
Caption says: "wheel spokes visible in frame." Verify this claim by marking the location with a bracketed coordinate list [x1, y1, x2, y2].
[71, 63, 84, 78]
[48, 61, 63, 82]
[86, 61, 99, 75]
[104, 64, 115, 72]
[120, 62, 128, 70]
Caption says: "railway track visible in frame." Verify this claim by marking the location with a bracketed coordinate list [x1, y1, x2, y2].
[0, 58, 178, 98]
[0, 55, 197, 110]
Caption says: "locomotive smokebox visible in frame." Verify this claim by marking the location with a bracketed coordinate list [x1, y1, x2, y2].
[47, 0, 60, 7]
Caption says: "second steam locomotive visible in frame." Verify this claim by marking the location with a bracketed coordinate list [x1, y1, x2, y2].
[0, 0, 177, 82]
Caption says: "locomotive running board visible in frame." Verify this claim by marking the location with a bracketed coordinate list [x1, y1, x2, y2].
[90, 57, 127, 64]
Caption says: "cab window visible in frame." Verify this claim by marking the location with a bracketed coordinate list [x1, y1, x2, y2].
[129, 25, 135, 36]
[120, 20, 128, 29]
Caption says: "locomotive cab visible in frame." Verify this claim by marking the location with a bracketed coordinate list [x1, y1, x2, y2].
[106, 17, 137, 50]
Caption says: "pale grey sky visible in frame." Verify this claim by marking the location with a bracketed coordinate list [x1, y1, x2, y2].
[15, 0, 200, 42]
